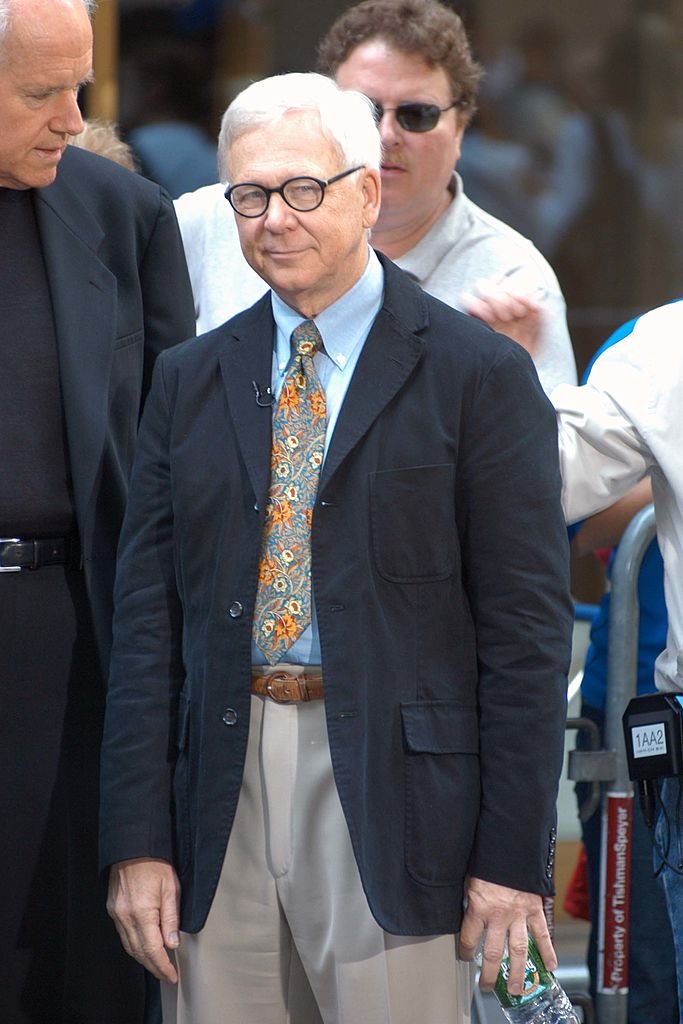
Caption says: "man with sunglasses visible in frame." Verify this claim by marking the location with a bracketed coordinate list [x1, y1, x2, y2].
[318, 0, 576, 393]
[101, 71, 573, 1024]
[175, 0, 576, 395]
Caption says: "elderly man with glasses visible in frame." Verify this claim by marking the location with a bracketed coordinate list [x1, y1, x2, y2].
[100, 70, 573, 1024]
[175, 0, 576, 396]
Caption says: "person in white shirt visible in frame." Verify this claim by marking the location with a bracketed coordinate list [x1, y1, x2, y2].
[552, 298, 683, 1018]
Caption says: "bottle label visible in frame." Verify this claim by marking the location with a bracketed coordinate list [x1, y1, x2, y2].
[494, 936, 553, 1008]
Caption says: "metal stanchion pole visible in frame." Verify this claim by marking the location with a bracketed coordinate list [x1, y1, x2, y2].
[596, 504, 656, 1024]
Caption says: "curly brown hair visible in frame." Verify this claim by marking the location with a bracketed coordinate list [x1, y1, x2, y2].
[317, 0, 483, 124]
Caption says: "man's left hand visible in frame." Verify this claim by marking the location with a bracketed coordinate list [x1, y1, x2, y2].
[458, 876, 557, 996]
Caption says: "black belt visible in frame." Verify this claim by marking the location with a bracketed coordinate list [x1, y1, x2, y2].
[0, 536, 80, 573]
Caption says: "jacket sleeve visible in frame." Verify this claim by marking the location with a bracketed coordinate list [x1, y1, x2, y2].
[99, 353, 184, 869]
[140, 189, 196, 397]
[460, 344, 574, 894]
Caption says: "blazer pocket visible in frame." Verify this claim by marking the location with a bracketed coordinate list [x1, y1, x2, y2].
[113, 328, 144, 351]
[370, 464, 456, 582]
[401, 700, 480, 886]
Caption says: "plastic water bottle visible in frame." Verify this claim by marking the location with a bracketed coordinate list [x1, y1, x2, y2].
[486, 935, 580, 1023]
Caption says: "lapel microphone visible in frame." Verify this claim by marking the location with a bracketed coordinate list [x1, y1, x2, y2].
[252, 380, 275, 407]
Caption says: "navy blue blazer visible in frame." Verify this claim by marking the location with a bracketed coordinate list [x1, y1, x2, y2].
[100, 255, 573, 936]
[35, 145, 195, 668]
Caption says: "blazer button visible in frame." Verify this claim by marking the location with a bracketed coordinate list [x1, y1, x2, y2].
[221, 708, 238, 726]
[228, 601, 243, 618]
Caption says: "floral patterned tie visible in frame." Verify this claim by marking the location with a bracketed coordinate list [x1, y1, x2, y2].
[253, 321, 327, 664]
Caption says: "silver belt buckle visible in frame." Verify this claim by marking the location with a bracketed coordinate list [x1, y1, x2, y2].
[0, 537, 22, 573]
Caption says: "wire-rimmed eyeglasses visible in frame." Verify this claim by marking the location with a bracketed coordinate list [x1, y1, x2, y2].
[225, 165, 364, 218]
[370, 99, 460, 133]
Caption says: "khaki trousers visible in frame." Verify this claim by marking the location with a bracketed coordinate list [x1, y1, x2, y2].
[161, 687, 473, 1024]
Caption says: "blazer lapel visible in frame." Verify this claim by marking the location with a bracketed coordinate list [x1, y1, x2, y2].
[218, 297, 274, 508]
[219, 260, 430, 501]
[320, 260, 428, 490]
[34, 179, 117, 538]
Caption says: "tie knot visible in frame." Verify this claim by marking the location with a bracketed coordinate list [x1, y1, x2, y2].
[291, 320, 322, 359]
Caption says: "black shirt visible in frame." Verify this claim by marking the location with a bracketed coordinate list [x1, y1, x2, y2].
[0, 186, 75, 536]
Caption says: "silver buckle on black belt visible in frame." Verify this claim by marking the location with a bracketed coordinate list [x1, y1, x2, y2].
[0, 536, 77, 572]
[0, 537, 21, 572]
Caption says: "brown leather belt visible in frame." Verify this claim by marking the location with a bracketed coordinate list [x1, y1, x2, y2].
[251, 670, 324, 703]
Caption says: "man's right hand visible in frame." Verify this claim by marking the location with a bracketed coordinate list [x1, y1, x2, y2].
[459, 278, 544, 358]
[107, 857, 181, 983]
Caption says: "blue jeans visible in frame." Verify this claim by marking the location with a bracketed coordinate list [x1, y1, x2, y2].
[577, 703, 678, 1023]
[654, 777, 683, 1023]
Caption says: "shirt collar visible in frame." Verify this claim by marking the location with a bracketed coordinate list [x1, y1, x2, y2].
[271, 246, 384, 374]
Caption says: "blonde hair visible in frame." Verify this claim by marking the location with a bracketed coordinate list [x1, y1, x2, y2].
[69, 119, 138, 172]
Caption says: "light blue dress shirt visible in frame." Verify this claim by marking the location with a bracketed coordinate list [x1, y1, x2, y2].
[251, 247, 384, 666]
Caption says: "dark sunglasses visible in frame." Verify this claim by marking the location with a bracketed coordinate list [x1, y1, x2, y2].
[370, 99, 460, 133]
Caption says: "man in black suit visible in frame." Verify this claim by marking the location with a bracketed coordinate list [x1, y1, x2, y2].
[101, 72, 573, 1024]
[0, 0, 195, 1021]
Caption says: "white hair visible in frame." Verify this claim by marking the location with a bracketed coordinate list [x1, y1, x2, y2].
[0, 0, 95, 39]
[218, 71, 381, 183]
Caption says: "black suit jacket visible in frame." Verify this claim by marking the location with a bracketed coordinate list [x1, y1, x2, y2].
[35, 145, 195, 667]
[100, 255, 573, 935]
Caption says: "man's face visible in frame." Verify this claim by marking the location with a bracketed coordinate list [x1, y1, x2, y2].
[0, 0, 93, 190]
[335, 41, 465, 236]
[227, 111, 381, 317]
